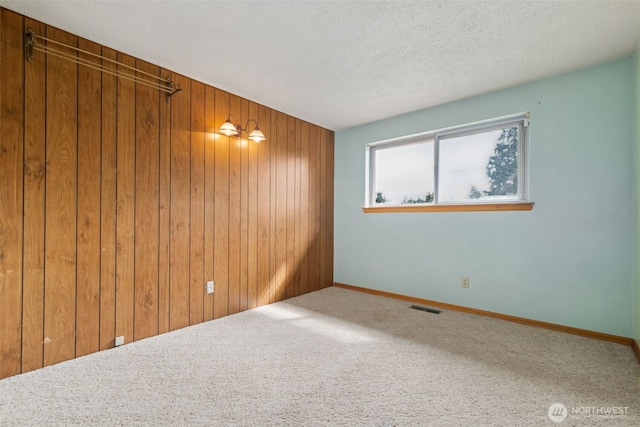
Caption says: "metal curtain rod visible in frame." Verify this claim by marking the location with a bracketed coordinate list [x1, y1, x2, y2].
[25, 29, 182, 102]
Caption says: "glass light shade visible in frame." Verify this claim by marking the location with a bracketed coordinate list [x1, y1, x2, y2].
[219, 120, 239, 136]
[248, 127, 266, 142]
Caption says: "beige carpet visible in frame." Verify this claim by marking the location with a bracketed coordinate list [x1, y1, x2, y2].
[0, 287, 638, 426]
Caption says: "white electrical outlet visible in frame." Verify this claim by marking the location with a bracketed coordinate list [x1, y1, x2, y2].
[206, 281, 214, 294]
[461, 276, 470, 288]
[115, 336, 125, 347]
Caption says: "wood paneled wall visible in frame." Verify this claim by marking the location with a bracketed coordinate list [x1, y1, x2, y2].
[0, 9, 334, 380]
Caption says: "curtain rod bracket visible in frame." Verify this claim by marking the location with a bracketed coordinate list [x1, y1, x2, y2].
[166, 80, 182, 103]
[25, 28, 35, 62]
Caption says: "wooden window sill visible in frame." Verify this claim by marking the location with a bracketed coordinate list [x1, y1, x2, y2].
[362, 202, 534, 213]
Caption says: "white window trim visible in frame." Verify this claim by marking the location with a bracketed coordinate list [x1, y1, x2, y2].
[365, 112, 531, 211]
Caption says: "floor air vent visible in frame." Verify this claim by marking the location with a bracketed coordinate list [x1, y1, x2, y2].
[409, 305, 442, 314]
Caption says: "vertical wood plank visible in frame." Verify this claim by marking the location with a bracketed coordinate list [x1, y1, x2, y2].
[269, 111, 278, 304]
[228, 95, 242, 314]
[247, 102, 259, 310]
[100, 48, 117, 350]
[203, 86, 216, 321]
[286, 117, 296, 299]
[307, 125, 318, 292]
[158, 69, 171, 334]
[214, 89, 229, 319]
[100, 47, 118, 350]
[319, 128, 327, 289]
[315, 127, 323, 289]
[115, 52, 136, 344]
[299, 121, 310, 297]
[189, 80, 205, 325]
[22, 17, 46, 373]
[294, 119, 302, 297]
[134, 59, 160, 340]
[326, 130, 335, 287]
[169, 74, 191, 330]
[275, 112, 288, 302]
[76, 37, 102, 357]
[0, 9, 24, 377]
[239, 99, 250, 312]
[257, 105, 271, 307]
[44, 26, 77, 366]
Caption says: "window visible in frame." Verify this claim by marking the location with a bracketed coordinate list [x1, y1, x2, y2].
[365, 113, 532, 212]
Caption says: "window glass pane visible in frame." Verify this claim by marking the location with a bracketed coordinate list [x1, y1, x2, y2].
[373, 140, 434, 204]
[439, 126, 519, 202]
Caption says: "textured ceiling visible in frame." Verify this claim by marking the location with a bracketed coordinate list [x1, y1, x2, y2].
[2, 0, 640, 130]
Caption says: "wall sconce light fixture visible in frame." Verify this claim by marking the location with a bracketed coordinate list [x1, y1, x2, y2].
[219, 115, 266, 142]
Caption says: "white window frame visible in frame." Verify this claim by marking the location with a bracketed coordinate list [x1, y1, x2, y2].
[365, 112, 530, 210]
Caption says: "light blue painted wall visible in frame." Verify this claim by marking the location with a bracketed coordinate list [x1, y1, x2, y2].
[334, 57, 635, 337]
[634, 43, 640, 343]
